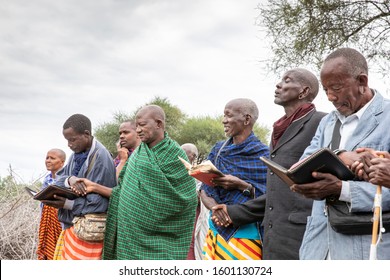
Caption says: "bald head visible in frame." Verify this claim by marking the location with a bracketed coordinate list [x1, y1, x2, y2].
[181, 143, 198, 164]
[286, 68, 319, 101]
[135, 105, 166, 148]
[137, 105, 166, 128]
[45, 148, 66, 174]
[48, 148, 66, 162]
[225, 98, 259, 126]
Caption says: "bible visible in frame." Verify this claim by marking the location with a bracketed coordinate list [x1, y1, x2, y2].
[179, 157, 224, 186]
[25, 184, 79, 201]
[260, 148, 355, 185]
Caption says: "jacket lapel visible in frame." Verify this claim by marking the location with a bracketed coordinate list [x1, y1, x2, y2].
[272, 110, 315, 152]
[345, 91, 383, 150]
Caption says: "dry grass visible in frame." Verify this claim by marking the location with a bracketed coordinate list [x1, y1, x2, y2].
[0, 169, 42, 260]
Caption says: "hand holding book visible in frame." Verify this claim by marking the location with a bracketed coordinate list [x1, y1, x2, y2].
[260, 148, 355, 186]
[179, 157, 224, 186]
[25, 184, 79, 201]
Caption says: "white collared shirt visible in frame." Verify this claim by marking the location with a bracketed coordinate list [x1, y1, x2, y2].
[338, 93, 375, 202]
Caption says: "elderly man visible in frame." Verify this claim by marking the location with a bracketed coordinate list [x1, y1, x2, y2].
[43, 114, 117, 260]
[200, 98, 269, 260]
[291, 48, 390, 259]
[76, 105, 198, 259]
[213, 68, 326, 259]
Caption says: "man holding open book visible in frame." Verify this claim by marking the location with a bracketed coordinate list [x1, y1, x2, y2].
[290, 48, 390, 260]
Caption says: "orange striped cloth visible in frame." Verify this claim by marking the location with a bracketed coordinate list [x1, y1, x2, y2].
[203, 229, 262, 260]
[53, 230, 65, 260]
[37, 205, 62, 260]
[61, 227, 103, 260]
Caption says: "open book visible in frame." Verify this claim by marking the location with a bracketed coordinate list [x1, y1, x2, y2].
[179, 157, 224, 186]
[260, 148, 355, 186]
[25, 185, 79, 201]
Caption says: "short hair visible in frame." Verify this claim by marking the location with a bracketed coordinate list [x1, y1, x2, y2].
[137, 105, 166, 128]
[228, 98, 259, 124]
[121, 119, 136, 129]
[288, 68, 319, 101]
[148, 105, 166, 122]
[181, 143, 199, 158]
[63, 114, 92, 134]
[323, 47, 368, 77]
[49, 148, 66, 162]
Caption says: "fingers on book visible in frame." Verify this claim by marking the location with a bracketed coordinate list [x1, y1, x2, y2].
[260, 148, 355, 186]
[25, 185, 79, 201]
[179, 157, 224, 186]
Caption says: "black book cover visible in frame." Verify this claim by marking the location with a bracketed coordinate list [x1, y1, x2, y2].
[260, 148, 355, 185]
[25, 185, 79, 201]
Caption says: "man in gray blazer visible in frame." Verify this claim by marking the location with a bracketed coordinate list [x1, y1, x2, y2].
[212, 68, 326, 259]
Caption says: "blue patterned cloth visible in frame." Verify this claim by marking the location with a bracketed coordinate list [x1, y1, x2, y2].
[72, 151, 88, 176]
[42, 173, 55, 190]
[201, 132, 269, 241]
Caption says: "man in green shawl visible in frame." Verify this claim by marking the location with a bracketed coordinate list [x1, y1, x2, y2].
[74, 105, 198, 259]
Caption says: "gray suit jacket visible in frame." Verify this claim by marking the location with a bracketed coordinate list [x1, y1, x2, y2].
[227, 109, 326, 259]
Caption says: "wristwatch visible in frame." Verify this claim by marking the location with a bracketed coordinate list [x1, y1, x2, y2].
[242, 184, 253, 197]
[333, 149, 347, 156]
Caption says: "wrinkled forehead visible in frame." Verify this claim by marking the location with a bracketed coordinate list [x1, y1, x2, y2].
[321, 57, 348, 76]
[224, 101, 243, 113]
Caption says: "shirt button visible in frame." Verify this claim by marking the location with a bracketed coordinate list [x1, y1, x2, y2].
[268, 223, 272, 228]
[269, 206, 273, 211]
[270, 171, 274, 175]
[271, 154, 276, 158]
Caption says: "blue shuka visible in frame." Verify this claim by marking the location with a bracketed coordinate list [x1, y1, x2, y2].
[202, 132, 269, 241]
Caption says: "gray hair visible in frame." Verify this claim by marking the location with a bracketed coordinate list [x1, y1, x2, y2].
[324, 47, 368, 78]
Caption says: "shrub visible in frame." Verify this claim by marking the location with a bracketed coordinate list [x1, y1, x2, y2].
[0, 169, 42, 260]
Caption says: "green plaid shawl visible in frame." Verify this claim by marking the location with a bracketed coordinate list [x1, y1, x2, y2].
[103, 135, 197, 259]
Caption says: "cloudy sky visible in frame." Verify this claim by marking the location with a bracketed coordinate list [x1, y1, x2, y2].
[0, 0, 387, 183]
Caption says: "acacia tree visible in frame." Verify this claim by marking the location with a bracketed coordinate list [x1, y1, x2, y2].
[257, 0, 390, 75]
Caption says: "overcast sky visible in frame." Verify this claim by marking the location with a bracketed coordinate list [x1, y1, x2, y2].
[0, 0, 387, 183]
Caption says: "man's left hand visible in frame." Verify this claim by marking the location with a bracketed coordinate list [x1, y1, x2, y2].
[290, 172, 342, 200]
[212, 175, 246, 191]
[41, 195, 66, 208]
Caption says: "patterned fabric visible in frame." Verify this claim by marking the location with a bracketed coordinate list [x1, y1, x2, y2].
[72, 151, 89, 176]
[37, 205, 62, 260]
[201, 132, 269, 241]
[61, 227, 103, 260]
[42, 173, 55, 190]
[203, 228, 262, 260]
[194, 200, 210, 260]
[53, 230, 65, 260]
[55, 139, 117, 229]
[37, 172, 62, 260]
[103, 133, 198, 259]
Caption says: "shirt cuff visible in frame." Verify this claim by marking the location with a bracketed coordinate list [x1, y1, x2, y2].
[339, 181, 351, 203]
[63, 199, 74, 210]
[64, 176, 72, 188]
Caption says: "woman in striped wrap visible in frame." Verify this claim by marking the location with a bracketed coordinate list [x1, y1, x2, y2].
[37, 149, 65, 260]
